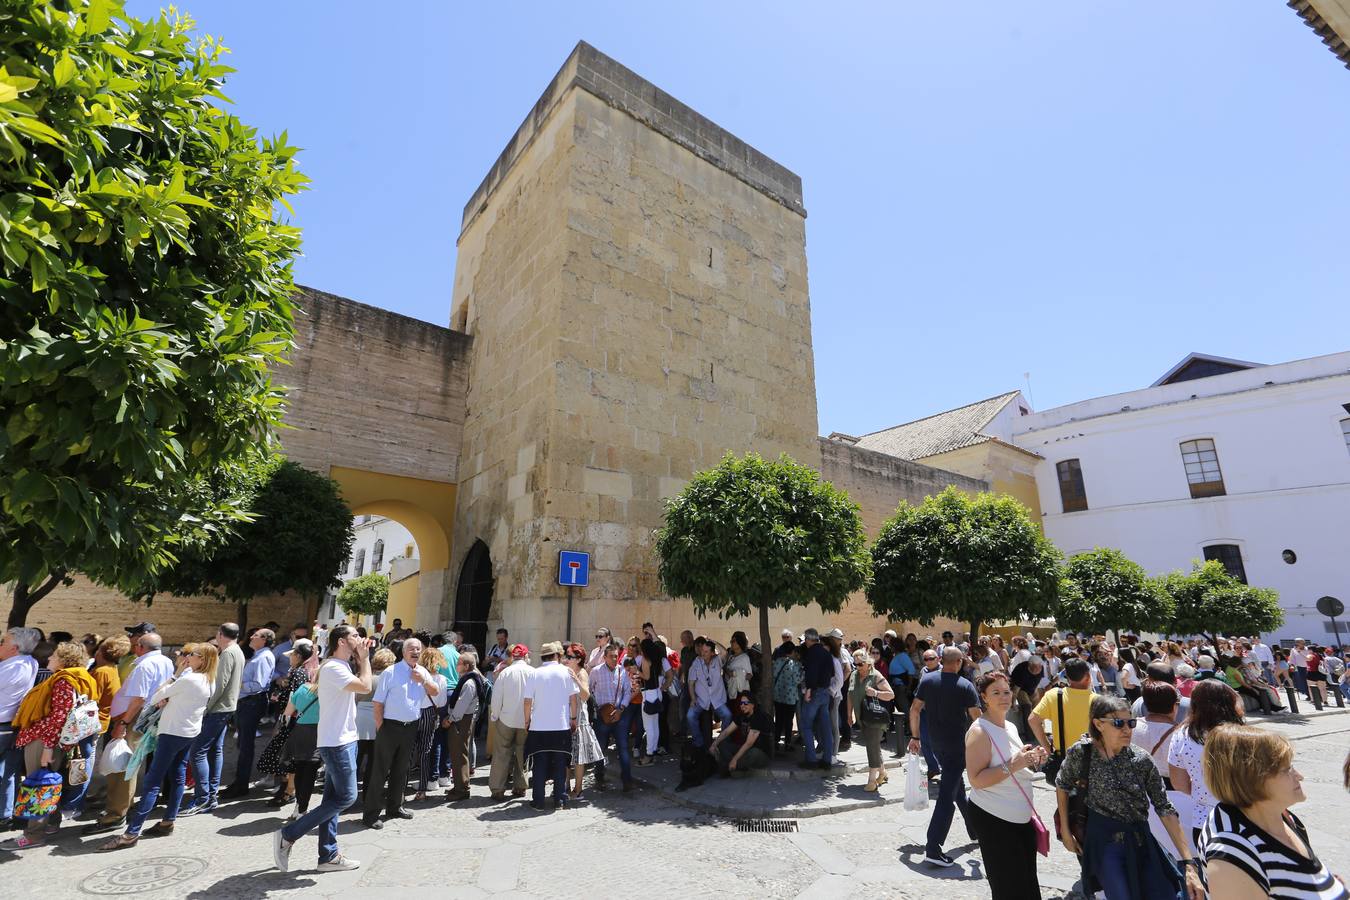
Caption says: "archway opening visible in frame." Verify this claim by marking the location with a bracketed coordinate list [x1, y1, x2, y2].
[455, 540, 494, 655]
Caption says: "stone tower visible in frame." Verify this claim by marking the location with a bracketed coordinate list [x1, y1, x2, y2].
[449, 42, 819, 648]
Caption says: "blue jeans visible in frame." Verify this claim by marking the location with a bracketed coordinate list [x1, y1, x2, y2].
[189, 711, 231, 806]
[282, 742, 357, 865]
[799, 690, 833, 764]
[230, 693, 267, 789]
[685, 701, 732, 749]
[125, 732, 195, 836]
[1294, 667, 1308, 697]
[593, 707, 635, 784]
[925, 748, 970, 856]
[919, 709, 940, 774]
[60, 734, 99, 814]
[0, 725, 21, 819]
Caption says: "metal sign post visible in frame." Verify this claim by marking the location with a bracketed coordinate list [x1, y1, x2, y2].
[558, 551, 590, 644]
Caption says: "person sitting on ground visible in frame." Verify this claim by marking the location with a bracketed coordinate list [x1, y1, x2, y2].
[707, 691, 771, 778]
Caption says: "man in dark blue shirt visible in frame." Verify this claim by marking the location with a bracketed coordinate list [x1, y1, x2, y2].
[797, 628, 835, 770]
[907, 645, 980, 868]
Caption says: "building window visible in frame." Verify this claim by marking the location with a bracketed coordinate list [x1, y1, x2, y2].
[404, 543, 414, 558]
[1180, 438, 1225, 498]
[354, 548, 366, 577]
[372, 540, 384, 572]
[1341, 418, 1350, 455]
[1203, 544, 1247, 584]
[1056, 459, 1088, 513]
[343, 554, 351, 575]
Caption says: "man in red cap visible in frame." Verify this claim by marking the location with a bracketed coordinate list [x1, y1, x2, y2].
[487, 644, 531, 800]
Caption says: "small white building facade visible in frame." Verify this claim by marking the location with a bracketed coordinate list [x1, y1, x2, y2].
[318, 516, 420, 626]
[1010, 351, 1350, 644]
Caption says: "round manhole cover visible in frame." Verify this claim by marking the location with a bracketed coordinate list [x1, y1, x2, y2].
[80, 857, 208, 895]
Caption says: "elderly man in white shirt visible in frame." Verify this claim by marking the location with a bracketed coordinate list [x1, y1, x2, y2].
[362, 638, 440, 828]
[523, 641, 579, 811]
[685, 638, 733, 749]
[84, 633, 174, 833]
[0, 627, 40, 824]
[488, 644, 532, 800]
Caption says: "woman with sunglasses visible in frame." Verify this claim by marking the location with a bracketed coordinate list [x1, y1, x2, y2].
[1055, 694, 1204, 900]
[563, 643, 603, 800]
[849, 648, 894, 791]
[99, 642, 218, 851]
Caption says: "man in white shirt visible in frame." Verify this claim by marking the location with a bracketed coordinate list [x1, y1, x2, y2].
[483, 629, 510, 675]
[523, 641, 579, 811]
[825, 628, 851, 755]
[684, 638, 732, 749]
[1249, 637, 1275, 684]
[84, 633, 174, 833]
[275, 624, 371, 874]
[0, 627, 39, 825]
[488, 644, 532, 799]
[362, 638, 439, 827]
[589, 644, 634, 792]
[1290, 639, 1309, 698]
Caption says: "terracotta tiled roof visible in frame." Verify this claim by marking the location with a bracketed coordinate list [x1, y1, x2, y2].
[854, 392, 1020, 461]
[1288, 0, 1350, 71]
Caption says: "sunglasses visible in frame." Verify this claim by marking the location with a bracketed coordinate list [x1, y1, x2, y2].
[1102, 717, 1137, 729]
[567, 655, 584, 661]
[738, 700, 752, 706]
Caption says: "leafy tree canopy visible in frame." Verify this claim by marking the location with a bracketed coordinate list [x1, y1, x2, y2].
[655, 452, 870, 715]
[337, 573, 389, 619]
[139, 459, 353, 604]
[1057, 548, 1174, 637]
[868, 487, 1061, 641]
[0, 0, 306, 622]
[1161, 559, 1283, 641]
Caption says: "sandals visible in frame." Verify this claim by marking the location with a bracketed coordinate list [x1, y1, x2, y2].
[1, 834, 46, 851]
[97, 834, 139, 852]
[877, 770, 890, 786]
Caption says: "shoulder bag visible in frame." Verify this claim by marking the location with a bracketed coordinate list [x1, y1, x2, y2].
[982, 720, 1049, 856]
[1054, 740, 1093, 849]
[860, 676, 890, 725]
[1040, 687, 1069, 784]
[598, 669, 625, 725]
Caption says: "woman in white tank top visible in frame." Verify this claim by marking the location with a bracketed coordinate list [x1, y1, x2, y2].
[964, 670, 1050, 900]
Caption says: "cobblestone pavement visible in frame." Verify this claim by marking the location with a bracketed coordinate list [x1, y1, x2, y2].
[2, 711, 1346, 898]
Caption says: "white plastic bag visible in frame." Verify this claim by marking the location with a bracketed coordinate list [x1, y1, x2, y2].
[97, 737, 131, 776]
[903, 752, 929, 811]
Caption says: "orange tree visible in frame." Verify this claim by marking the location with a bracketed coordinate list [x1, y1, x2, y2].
[654, 452, 871, 716]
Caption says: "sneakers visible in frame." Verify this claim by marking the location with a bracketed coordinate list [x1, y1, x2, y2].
[177, 801, 213, 818]
[437, 777, 451, 788]
[317, 854, 360, 872]
[272, 829, 293, 872]
[924, 850, 955, 868]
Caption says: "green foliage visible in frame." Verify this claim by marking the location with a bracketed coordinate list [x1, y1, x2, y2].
[337, 573, 389, 618]
[654, 452, 871, 615]
[140, 459, 353, 604]
[0, 1, 307, 601]
[868, 487, 1061, 640]
[1160, 560, 1284, 639]
[1057, 548, 1174, 636]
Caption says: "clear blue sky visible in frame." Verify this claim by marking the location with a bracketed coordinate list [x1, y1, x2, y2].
[129, 1, 1350, 437]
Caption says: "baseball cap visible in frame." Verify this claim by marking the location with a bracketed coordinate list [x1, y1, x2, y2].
[884, 629, 897, 638]
[827, 628, 844, 640]
[125, 621, 156, 636]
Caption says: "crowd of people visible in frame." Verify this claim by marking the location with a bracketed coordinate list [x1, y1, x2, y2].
[0, 617, 1346, 898]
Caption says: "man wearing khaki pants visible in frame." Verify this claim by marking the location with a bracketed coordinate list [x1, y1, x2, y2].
[83, 633, 174, 834]
[488, 644, 531, 799]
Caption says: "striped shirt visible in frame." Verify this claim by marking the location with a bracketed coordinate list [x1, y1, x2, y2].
[1201, 804, 1348, 899]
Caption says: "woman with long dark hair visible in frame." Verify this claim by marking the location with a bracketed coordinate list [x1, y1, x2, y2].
[1168, 679, 1245, 845]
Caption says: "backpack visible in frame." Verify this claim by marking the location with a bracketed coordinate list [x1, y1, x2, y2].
[59, 692, 101, 746]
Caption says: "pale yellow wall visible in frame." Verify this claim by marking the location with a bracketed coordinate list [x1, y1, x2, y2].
[918, 442, 1043, 521]
[385, 573, 420, 630]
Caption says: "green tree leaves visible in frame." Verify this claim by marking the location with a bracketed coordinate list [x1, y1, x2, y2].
[1057, 548, 1175, 637]
[1160, 559, 1283, 641]
[867, 487, 1061, 640]
[0, 0, 306, 619]
[337, 573, 390, 619]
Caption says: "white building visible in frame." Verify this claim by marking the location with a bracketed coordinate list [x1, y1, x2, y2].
[1009, 351, 1350, 644]
[318, 516, 420, 626]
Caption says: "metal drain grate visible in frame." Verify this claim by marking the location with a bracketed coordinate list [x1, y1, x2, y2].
[735, 818, 799, 833]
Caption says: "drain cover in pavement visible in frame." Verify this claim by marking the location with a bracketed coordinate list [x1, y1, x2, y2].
[80, 856, 208, 895]
[735, 818, 798, 833]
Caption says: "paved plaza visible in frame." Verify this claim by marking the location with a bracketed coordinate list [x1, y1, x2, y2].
[2, 710, 1346, 898]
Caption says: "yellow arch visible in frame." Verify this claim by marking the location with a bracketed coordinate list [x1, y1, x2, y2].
[328, 466, 456, 570]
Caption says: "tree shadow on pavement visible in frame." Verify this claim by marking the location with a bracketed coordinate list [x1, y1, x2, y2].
[185, 868, 316, 898]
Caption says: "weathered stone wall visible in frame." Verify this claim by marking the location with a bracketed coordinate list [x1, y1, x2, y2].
[0, 577, 306, 647]
[283, 287, 470, 482]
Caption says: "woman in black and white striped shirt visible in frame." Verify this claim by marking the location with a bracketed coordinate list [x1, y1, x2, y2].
[1199, 724, 1347, 899]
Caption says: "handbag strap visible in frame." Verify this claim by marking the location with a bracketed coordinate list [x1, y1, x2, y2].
[981, 719, 1039, 817]
[296, 689, 320, 720]
[1149, 721, 1180, 758]
[1055, 687, 1067, 754]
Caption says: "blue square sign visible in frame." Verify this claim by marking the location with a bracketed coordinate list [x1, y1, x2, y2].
[558, 550, 590, 587]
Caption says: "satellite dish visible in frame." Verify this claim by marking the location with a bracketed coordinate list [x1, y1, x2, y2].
[1316, 596, 1344, 618]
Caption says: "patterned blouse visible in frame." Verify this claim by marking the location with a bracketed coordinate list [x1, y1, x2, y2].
[772, 657, 802, 706]
[1056, 737, 1176, 823]
[17, 679, 75, 750]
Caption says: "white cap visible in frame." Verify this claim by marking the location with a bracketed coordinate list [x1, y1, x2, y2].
[884, 629, 897, 638]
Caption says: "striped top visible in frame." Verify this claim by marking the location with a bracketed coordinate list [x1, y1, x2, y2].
[1201, 804, 1348, 899]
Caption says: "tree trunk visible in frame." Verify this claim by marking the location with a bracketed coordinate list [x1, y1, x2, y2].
[758, 601, 774, 727]
[968, 618, 983, 644]
[6, 570, 66, 629]
[236, 600, 250, 636]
